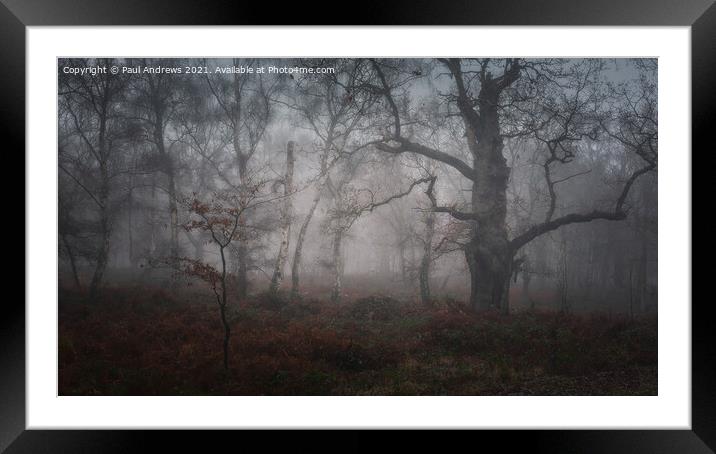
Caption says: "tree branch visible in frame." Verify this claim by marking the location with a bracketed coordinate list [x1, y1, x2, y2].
[369, 59, 401, 137]
[432, 206, 477, 221]
[375, 138, 475, 182]
[58, 162, 104, 209]
[511, 209, 626, 251]
[363, 176, 434, 213]
[510, 163, 655, 251]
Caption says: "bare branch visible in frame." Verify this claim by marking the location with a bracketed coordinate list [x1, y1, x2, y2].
[375, 138, 475, 182]
[511, 163, 655, 251]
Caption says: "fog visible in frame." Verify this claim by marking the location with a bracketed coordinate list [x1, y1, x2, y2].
[58, 57, 657, 315]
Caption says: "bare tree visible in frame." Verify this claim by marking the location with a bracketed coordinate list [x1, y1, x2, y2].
[285, 58, 379, 300]
[418, 175, 438, 305]
[204, 58, 280, 298]
[128, 58, 187, 262]
[269, 141, 296, 294]
[324, 166, 433, 303]
[180, 184, 264, 370]
[59, 58, 128, 301]
[372, 58, 657, 313]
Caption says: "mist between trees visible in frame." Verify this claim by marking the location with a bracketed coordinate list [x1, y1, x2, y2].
[58, 57, 657, 320]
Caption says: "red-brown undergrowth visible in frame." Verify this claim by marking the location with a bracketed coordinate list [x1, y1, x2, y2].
[58, 285, 657, 396]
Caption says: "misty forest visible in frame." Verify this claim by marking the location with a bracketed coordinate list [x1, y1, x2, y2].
[58, 58, 657, 395]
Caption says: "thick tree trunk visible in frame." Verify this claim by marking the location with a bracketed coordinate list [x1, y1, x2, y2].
[465, 84, 512, 314]
[330, 229, 344, 304]
[466, 241, 512, 313]
[270, 142, 295, 294]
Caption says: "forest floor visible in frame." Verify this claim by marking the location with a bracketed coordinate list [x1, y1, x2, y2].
[58, 285, 657, 396]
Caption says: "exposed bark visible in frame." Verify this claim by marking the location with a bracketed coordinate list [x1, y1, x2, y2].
[270, 141, 295, 294]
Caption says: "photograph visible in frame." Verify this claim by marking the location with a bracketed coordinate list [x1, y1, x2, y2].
[57, 56, 658, 397]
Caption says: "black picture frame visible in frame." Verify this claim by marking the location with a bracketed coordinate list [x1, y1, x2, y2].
[4, 0, 713, 451]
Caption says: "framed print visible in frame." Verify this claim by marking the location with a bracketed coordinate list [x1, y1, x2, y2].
[4, 0, 714, 451]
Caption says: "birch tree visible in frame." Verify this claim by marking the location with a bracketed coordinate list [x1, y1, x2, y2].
[59, 57, 128, 301]
[269, 141, 296, 294]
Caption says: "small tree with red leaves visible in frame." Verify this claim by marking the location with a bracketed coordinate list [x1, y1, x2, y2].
[180, 187, 261, 370]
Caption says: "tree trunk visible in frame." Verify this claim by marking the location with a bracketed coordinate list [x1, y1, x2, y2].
[521, 257, 533, 309]
[290, 178, 324, 301]
[127, 183, 135, 266]
[466, 241, 512, 313]
[559, 231, 569, 313]
[151, 92, 179, 261]
[89, 218, 111, 301]
[234, 152, 249, 299]
[330, 229, 344, 304]
[465, 84, 512, 313]
[398, 240, 408, 285]
[419, 205, 435, 306]
[220, 303, 230, 370]
[89, 116, 111, 301]
[183, 229, 205, 261]
[270, 141, 295, 294]
[218, 245, 231, 370]
[166, 163, 179, 259]
[637, 235, 648, 314]
[61, 233, 81, 289]
[235, 236, 248, 299]
[89, 168, 111, 302]
[234, 153, 249, 299]
[232, 63, 249, 300]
